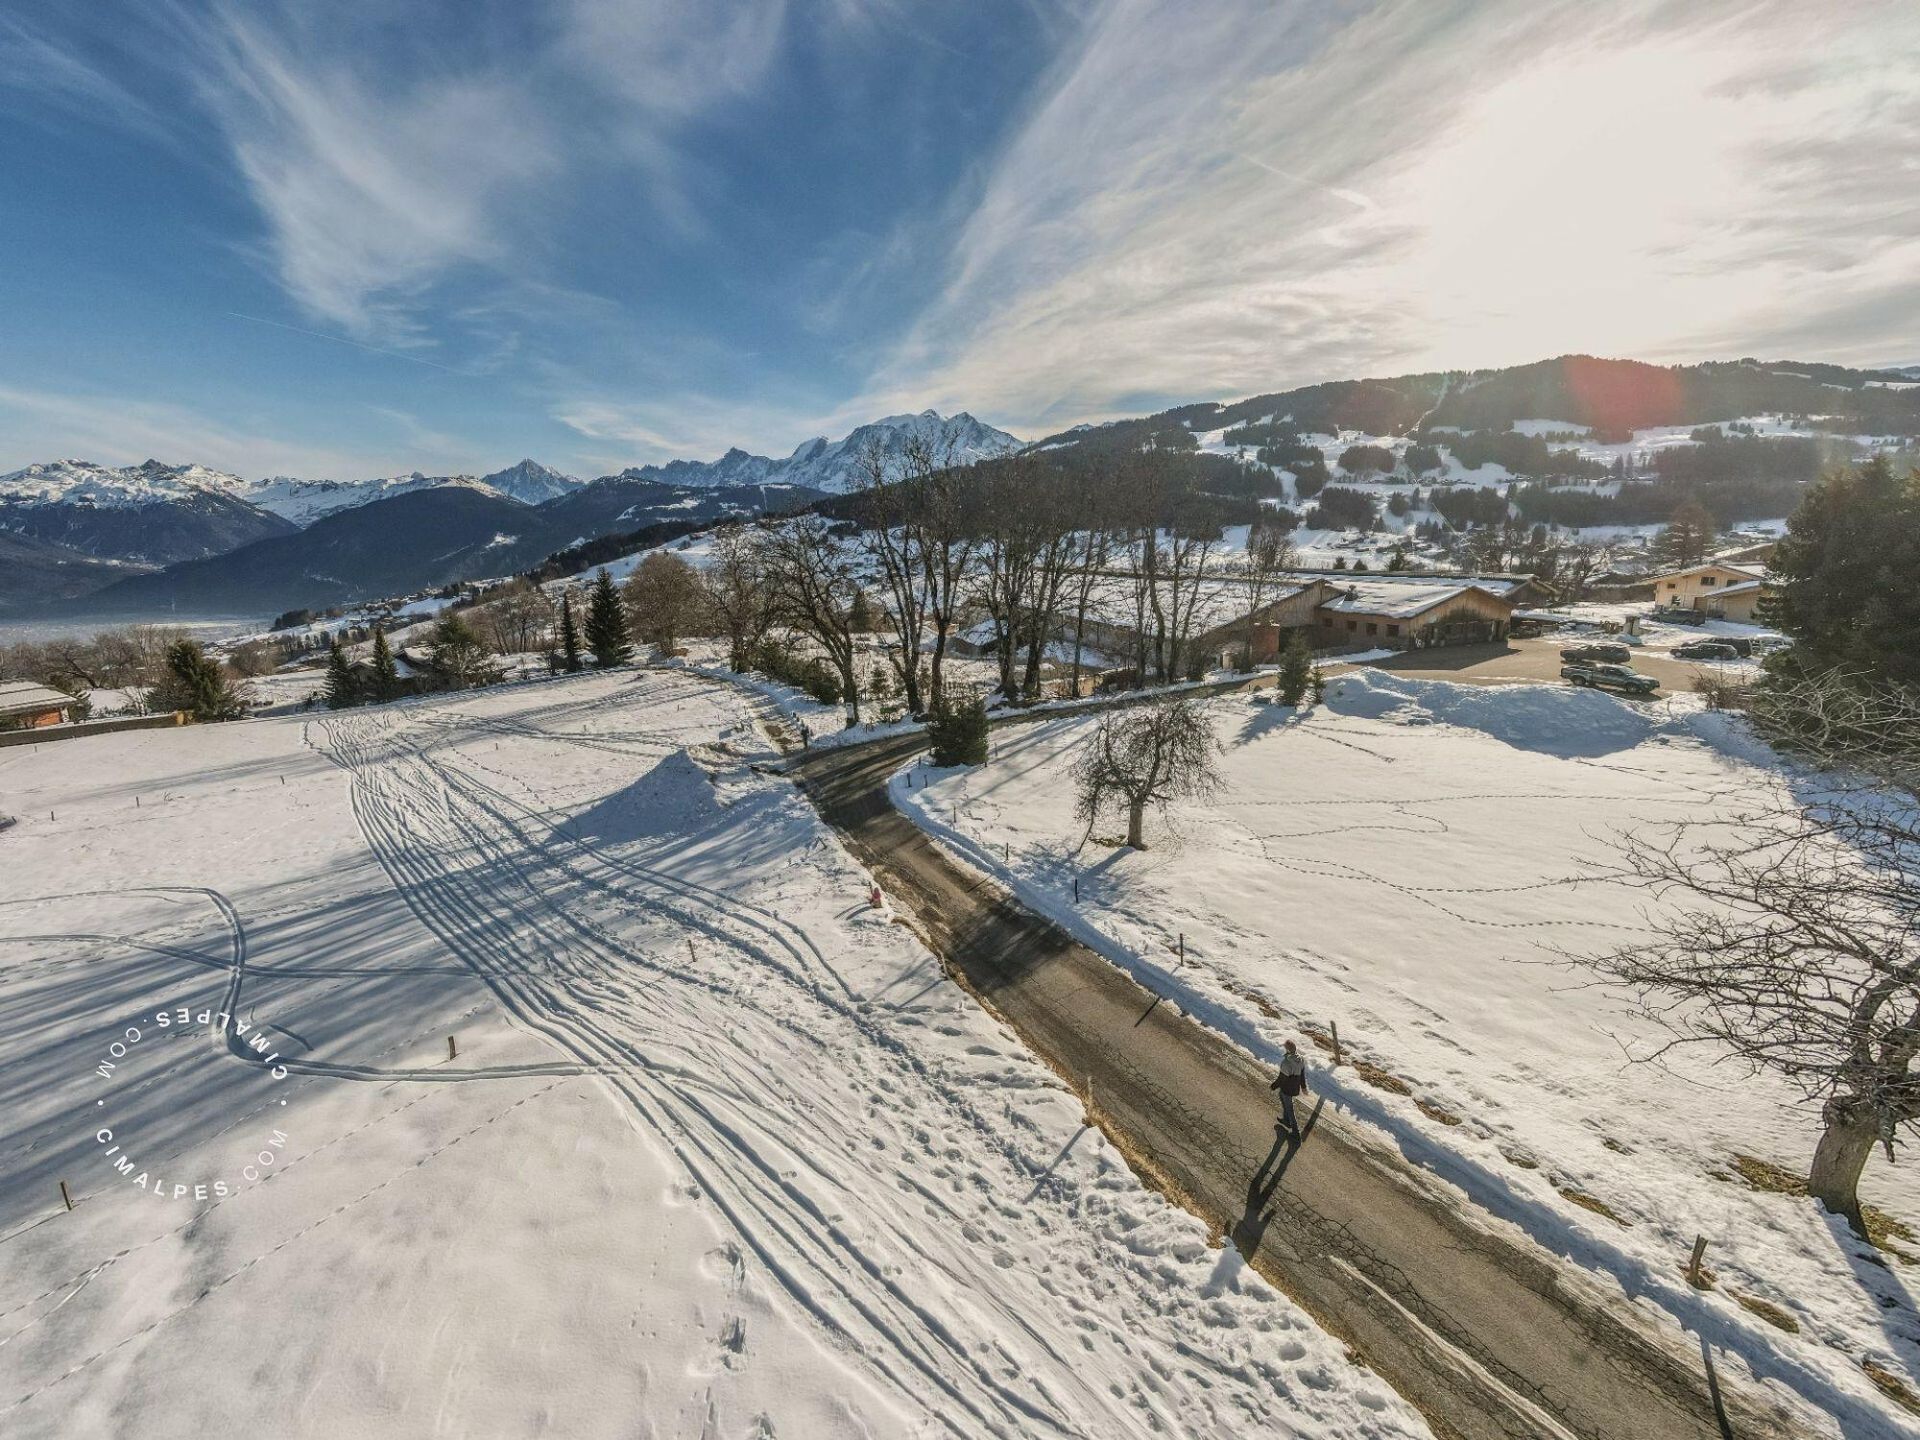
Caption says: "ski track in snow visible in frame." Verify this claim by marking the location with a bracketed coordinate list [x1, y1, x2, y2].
[289, 670, 1360, 1439]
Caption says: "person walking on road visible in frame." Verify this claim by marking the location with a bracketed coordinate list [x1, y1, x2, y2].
[1271, 1040, 1309, 1138]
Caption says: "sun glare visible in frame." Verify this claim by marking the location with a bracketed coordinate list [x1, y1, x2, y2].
[1394, 40, 1768, 363]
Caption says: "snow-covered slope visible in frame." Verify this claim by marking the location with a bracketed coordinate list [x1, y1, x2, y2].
[623, 409, 1020, 493]
[0, 667, 1423, 1440]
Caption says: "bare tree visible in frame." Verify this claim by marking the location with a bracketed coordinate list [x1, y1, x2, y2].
[474, 580, 556, 656]
[226, 639, 284, 678]
[1237, 520, 1298, 670]
[701, 524, 774, 671]
[848, 432, 965, 715]
[624, 551, 706, 652]
[1582, 669, 1920, 1236]
[1017, 480, 1081, 700]
[975, 455, 1049, 700]
[761, 514, 864, 723]
[1154, 487, 1226, 682]
[1060, 470, 1119, 695]
[1072, 697, 1223, 849]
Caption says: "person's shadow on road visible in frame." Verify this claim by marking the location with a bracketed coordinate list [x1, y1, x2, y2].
[1231, 1099, 1323, 1257]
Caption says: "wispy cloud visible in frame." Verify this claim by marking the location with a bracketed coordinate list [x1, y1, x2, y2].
[866, 0, 1920, 431]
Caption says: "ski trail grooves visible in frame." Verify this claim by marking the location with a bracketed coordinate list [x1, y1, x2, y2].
[309, 678, 1240, 1438]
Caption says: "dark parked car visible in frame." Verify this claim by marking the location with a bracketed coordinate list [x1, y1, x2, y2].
[1561, 642, 1632, 664]
[1672, 640, 1739, 661]
[1561, 661, 1659, 695]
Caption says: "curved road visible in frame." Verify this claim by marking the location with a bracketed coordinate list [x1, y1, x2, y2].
[791, 727, 1803, 1440]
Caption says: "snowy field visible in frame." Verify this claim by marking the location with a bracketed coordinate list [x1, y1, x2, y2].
[894, 673, 1919, 1436]
[0, 667, 1426, 1439]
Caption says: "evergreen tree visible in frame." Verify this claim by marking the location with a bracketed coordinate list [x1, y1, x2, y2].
[369, 629, 399, 702]
[927, 694, 989, 766]
[324, 639, 358, 710]
[1655, 500, 1716, 569]
[1765, 455, 1920, 684]
[427, 611, 499, 689]
[583, 568, 632, 668]
[150, 639, 250, 722]
[848, 588, 874, 634]
[1276, 631, 1312, 706]
[558, 591, 584, 673]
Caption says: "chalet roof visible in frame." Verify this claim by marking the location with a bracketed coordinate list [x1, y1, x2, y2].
[1317, 580, 1513, 620]
[0, 681, 74, 719]
[1651, 560, 1768, 583]
[1713, 578, 1769, 598]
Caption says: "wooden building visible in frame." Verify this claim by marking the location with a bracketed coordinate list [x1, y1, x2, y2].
[0, 681, 75, 731]
[1648, 561, 1769, 612]
[1312, 580, 1514, 650]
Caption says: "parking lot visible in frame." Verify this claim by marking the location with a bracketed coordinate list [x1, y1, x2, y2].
[1365, 637, 1717, 695]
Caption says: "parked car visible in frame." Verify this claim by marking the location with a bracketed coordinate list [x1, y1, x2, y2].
[1561, 642, 1632, 664]
[1672, 640, 1739, 661]
[1651, 606, 1708, 625]
[1561, 661, 1659, 694]
[1747, 635, 1792, 657]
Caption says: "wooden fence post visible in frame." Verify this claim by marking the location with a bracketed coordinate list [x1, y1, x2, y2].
[1687, 1235, 1709, 1287]
[1330, 1020, 1343, 1066]
[60, 1180, 73, 1212]
[447, 1035, 457, 1061]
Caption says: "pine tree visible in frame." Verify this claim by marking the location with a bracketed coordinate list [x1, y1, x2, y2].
[1276, 631, 1312, 706]
[558, 591, 584, 673]
[927, 694, 989, 766]
[1766, 455, 1920, 685]
[324, 639, 358, 710]
[150, 639, 250, 722]
[427, 611, 499, 689]
[1655, 500, 1716, 569]
[369, 629, 399, 701]
[583, 568, 632, 668]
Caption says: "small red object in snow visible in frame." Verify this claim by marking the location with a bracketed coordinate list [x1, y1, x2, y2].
[869, 885, 884, 909]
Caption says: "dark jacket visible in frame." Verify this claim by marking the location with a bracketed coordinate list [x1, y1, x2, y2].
[1271, 1053, 1308, 1097]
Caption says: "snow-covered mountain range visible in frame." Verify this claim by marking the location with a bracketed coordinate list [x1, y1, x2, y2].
[625, 410, 1020, 493]
[0, 457, 583, 526]
[1, 411, 1016, 613]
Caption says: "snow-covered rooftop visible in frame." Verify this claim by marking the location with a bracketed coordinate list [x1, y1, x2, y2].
[1316, 579, 1510, 619]
[0, 680, 74, 716]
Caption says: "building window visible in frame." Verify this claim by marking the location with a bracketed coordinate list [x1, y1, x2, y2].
[1346, 619, 1357, 632]
[1366, 622, 1378, 636]
[1386, 624, 1399, 637]
[1701, 576, 1716, 586]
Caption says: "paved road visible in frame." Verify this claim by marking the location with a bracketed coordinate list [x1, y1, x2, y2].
[790, 730, 1802, 1440]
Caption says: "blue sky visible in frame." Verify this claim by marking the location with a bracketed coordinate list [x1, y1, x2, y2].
[3, 1, 1917, 481]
